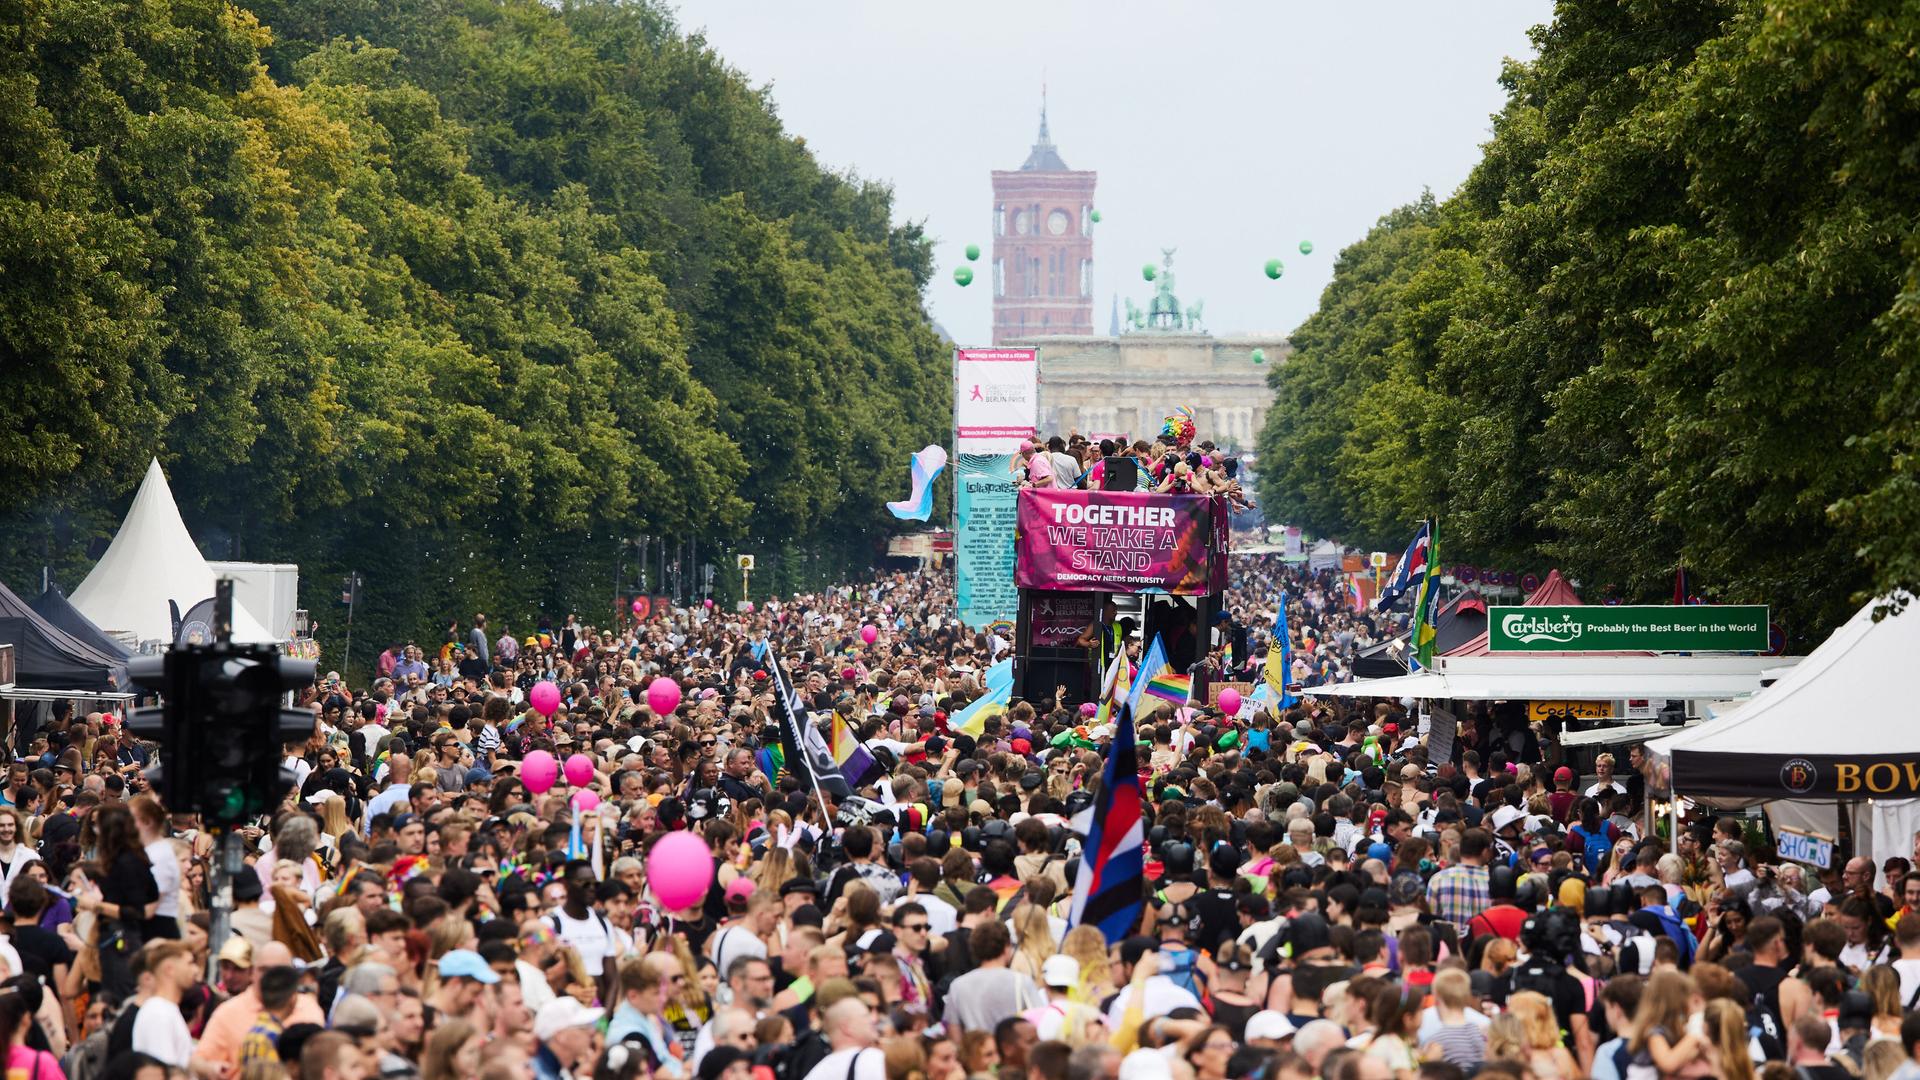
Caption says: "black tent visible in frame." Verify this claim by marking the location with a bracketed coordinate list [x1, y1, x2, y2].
[29, 584, 130, 662]
[0, 580, 125, 691]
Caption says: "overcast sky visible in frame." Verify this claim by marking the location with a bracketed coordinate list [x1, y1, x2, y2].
[670, 1, 1553, 345]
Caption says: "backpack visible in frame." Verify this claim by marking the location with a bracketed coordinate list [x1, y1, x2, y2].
[1572, 824, 1614, 876]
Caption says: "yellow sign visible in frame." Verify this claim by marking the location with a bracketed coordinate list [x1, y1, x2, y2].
[736, 554, 756, 571]
[1527, 700, 1613, 722]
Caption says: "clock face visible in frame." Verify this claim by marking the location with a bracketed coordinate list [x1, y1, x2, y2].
[1047, 209, 1070, 236]
[1013, 210, 1030, 235]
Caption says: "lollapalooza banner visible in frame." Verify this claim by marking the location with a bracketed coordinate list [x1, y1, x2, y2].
[955, 453, 1020, 628]
[1014, 488, 1223, 595]
[952, 348, 1036, 629]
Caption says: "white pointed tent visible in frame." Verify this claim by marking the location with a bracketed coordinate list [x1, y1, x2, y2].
[1647, 594, 1920, 877]
[71, 459, 278, 646]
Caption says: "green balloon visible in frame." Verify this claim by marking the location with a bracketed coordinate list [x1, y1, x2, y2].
[953, 266, 973, 287]
[965, 244, 980, 261]
[1217, 730, 1241, 750]
[1299, 240, 1314, 255]
[1264, 258, 1284, 280]
[1142, 263, 1157, 281]
[1090, 209, 1102, 223]
[1252, 348, 1267, 364]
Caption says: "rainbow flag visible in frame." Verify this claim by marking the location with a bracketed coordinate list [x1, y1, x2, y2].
[757, 744, 785, 785]
[1144, 672, 1191, 704]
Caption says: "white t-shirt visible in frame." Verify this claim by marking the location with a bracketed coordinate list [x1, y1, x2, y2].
[802, 1047, 885, 1080]
[1894, 957, 1920, 1009]
[709, 923, 767, 977]
[132, 998, 195, 1067]
[914, 893, 959, 936]
[551, 909, 617, 977]
[144, 838, 181, 920]
[1103, 977, 1202, 1030]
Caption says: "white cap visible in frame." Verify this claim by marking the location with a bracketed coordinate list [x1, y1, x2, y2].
[533, 999, 604, 1041]
[1245, 1010, 1297, 1041]
[1042, 953, 1081, 988]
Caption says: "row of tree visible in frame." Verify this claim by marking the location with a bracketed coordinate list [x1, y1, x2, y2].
[1256, 0, 1920, 642]
[0, 0, 948, 663]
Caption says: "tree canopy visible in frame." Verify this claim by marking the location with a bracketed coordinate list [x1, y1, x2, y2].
[0, 0, 946, 661]
[1256, 0, 1920, 643]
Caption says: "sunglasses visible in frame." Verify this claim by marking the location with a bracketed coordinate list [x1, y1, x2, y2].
[901, 923, 929, 932]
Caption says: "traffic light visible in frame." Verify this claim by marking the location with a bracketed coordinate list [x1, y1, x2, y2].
[125, 645, 316, 826]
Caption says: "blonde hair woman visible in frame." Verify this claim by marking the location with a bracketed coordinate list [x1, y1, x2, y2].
[1060, 925, 1114, 1004]
[1009, 903, 1053, 984]
[419, 1019, 483, 1080]
[1504, 990, 1576, 1079]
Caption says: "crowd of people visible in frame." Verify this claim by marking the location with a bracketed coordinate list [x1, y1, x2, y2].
[6, 517, 1917, 1080]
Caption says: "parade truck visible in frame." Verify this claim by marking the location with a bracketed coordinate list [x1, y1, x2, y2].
[1011, 486, 1231, 706]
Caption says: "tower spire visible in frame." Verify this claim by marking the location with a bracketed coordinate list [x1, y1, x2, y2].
[1020, 81, 1068, 171]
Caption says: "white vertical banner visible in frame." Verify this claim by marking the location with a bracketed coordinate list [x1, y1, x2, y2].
[954, 348, 1038, 454]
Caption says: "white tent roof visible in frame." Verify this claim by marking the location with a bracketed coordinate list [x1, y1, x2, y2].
[70, 459, 278, 646]
[1304, 654, 1798, 702]
[1649, 595, 1913, 761]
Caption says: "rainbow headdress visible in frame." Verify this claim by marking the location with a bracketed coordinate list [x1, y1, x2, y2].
[1160, 406, 1197, 448]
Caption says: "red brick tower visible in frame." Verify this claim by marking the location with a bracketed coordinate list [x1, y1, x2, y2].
[991, 97, 1096, 344]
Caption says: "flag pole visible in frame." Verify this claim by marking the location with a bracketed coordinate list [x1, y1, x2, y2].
[769, 652, 835, 831]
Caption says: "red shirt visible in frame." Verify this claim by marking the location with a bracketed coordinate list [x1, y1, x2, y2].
[1469, 904, 1527, 942]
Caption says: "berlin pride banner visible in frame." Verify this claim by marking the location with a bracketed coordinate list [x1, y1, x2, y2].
[1015, 489, 1222, 595]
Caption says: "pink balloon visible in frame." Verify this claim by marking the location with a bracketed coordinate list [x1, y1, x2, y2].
[1218, 688, 1242, 715]
[529, 680, 561, 717]
[742, 601, 754, 612]
[646, 677, 683, 716]
[571, 789, 600, 812]
[631, 599, 643, 614]
[564, 753, 594, 787]
[703, 598, 714, 608]
[860, 624, 878, 645]
[521, 750, 558, 795]
[648, 830, 714, 910]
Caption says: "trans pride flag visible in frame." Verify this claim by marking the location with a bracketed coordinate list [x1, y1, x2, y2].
[886, 445, 948, 520]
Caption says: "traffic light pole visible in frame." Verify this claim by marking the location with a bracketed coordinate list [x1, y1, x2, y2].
[127, 579, 316, 984]
[206, 829, 242, 984]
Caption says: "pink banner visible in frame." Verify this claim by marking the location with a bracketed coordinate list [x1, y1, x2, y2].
[1015, 489, 1223, 595]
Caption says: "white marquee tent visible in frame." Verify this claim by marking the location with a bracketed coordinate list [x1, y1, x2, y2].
[70, 459, 278, 647]
[1647, 594, 1920, 876]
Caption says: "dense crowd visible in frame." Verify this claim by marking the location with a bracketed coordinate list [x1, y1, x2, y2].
[7, 532, 1916, 1080]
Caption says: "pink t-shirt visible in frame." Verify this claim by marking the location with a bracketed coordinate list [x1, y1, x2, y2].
[8, 1044, 65, 1080]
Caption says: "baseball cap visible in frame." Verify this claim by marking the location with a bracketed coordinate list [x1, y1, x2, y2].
[217, 936, 254, 967]
[1245, 1011, 1298, 1042]
[1042, 954, 1080, 988]
[723, 877, 757, 904]
[1553, 766, 1575, 783]
[437, 949, 501, 984]
[533, 998, 604, 1041]
[698, 1047, 751, 1080]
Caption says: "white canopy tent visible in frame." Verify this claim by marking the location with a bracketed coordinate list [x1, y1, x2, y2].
[1646, 595, 1920, 877]
[70, 459, 278, 647]
[1304, 654, 1796, 702]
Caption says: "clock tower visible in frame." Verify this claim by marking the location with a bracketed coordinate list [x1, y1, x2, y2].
[990, 98, 1095, 344]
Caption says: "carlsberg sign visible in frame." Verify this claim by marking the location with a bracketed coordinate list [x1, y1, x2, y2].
[1487, 605, 1770, 653]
